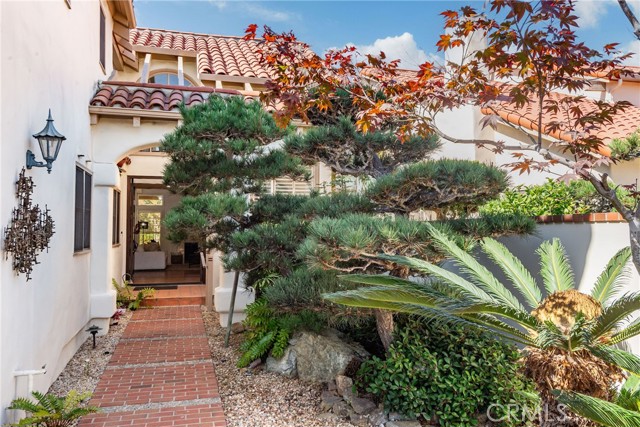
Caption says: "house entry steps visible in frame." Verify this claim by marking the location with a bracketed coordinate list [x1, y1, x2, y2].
[78, 305, 227, 427]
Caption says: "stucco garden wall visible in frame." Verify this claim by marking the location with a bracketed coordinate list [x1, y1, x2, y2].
[0, 1, 116, 422]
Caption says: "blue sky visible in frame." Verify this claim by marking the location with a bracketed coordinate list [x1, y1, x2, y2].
[134, 1, 640, 69]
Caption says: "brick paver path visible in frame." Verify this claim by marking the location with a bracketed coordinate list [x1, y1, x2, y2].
[79, 306, 226, 427]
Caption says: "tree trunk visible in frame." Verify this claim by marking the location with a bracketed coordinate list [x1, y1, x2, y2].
[374, 309, 394, 351]
[631, 218, 640, 275]
[224, 270, 240, 347]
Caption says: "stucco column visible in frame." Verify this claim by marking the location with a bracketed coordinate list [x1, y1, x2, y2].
[212, 251, 254, 326]
[89, 162, 119, 333]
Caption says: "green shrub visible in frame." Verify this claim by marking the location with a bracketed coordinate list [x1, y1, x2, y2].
[610, 129, 640, 160]
[480, 178, 634, 216]
[357, 320, 535, 427]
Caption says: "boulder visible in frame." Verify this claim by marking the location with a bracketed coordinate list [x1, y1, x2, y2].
[320, 390, 343, 411]
[369, 408, 388, 427]
[265, 347, 297, 377]
[336, 375, 354, 398]
[333, 401, 350, 417]
[292, 329, 369, 383]
[351, 397, 377, 415]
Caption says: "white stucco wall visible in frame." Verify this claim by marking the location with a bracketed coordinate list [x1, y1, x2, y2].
[0, 0, 116, 421]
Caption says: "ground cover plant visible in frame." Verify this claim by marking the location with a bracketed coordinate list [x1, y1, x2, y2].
[358, 318, 535, 427]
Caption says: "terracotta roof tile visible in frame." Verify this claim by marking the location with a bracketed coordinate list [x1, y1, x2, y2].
[482, 86, 640, 156]
[130, 28, 275, 80]
[89, 81, 240, 112]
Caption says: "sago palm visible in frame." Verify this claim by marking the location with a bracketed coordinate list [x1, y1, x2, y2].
[325, 224, 639, 412]
[8, 390, 98, 426]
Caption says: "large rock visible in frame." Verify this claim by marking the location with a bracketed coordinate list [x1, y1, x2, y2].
[265, 347, 297, 377]
[292, 329, 370, 383]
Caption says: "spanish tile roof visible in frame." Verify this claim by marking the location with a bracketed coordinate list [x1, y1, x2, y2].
[130, 28, 274, 79]
[483, 87, 640, 156]
[89, 81, 241, 112]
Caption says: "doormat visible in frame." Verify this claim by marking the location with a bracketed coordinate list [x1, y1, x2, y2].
[133, 285, 178, 291]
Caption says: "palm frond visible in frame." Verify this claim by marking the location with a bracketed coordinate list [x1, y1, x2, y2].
[450, 301, 539, 330]
[537, 238, 575, 293]
[591, 247, 633, 306]
[590, 345, 640, 376]
[591, 293, 640, 339]
[376, 253, 493, 303]
[554, 391, 640, 427]
[427, 224, 525, 311]
[324, 286, 441, 308]
[481, 238, 542, 309]
[611, 319, 640, 345]
[340, 274, 426, 290]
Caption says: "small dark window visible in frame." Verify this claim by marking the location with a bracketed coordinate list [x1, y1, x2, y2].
[112, 189, 121, 245]
[99, 7, 105, 69]
[149, 73, 193, 87]
[74, 167, 92, 251]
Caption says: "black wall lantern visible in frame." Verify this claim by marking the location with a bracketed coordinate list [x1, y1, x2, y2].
[27, 110, 66, 174]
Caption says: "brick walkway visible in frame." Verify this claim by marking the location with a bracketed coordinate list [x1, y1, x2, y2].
[79, 306, 226, 427]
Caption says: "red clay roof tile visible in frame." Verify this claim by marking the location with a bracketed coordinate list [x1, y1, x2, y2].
[89, 82, 241, 112]
[130, 28, 275, 80]
[482, 86, 640, 156]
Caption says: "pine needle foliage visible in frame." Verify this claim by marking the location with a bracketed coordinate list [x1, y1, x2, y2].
[8, 390, 98, 427]
[366, 160, 509, 215]
[161, 95, 307, 195]
[284, 116, 440, 177]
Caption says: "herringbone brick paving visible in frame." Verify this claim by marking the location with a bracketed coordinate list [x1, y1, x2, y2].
[78, 305, 226, 427]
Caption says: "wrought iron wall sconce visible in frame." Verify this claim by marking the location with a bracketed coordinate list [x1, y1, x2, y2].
[3, 169, 55, 280]
[26, 110, 66, 174]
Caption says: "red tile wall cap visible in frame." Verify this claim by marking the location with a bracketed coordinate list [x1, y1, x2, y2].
[535, 212, 625, 223]
[101, 81, 241, 95]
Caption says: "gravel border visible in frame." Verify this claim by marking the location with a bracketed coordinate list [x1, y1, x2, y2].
[202, 306, 357, 427]
[49, 310, 132, 398]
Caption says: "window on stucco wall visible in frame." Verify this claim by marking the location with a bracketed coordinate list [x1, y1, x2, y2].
[74, 167, 92, 251]
[99, 6, 105, 70]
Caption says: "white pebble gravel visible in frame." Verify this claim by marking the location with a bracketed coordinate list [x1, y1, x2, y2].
[49, 310, 132, 397]
[202, 306, 357, 427]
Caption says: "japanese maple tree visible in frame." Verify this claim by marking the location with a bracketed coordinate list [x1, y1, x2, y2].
[245, 0, 640, 273]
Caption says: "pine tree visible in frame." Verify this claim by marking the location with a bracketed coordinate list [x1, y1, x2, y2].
[160, 95, 308, 344]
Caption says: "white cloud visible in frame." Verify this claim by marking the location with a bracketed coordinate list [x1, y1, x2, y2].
[622, 39, 640, 66]
[208, 0, 227, 11]
[352, 32, 439, 70]
[574, 0, 612, 28]
[241, 3, 299, 22]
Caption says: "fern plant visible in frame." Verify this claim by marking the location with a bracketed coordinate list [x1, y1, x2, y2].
[8, 390, 98, 426]
[237, 299, 324, 367]
[112, 277, 134, 308]
[112, 278, 155, 310]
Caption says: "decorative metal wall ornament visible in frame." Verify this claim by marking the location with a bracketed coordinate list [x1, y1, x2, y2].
[3, 169, 55, 280]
